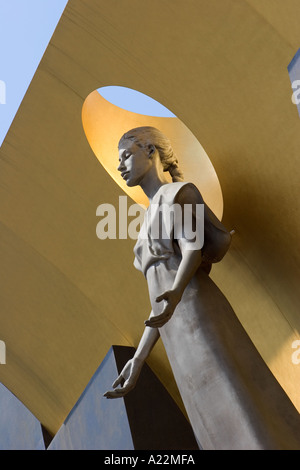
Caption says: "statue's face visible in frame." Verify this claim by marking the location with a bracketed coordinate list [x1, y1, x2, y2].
[118, 140, 152, 187]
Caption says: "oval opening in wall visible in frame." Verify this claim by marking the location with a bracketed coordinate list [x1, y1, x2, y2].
[82, 86, 224, 219]
[98, 86, 176, 118]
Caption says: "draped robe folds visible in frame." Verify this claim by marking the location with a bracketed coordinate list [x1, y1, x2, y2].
[133, 182, 300, 450]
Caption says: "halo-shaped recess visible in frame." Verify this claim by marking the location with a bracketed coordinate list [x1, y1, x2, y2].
[82, 86, 224, 219]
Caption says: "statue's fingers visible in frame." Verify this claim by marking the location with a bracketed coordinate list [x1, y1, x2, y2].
[145, 313, 164, 326]
[122, 379, 134, 392]
[156, 292, 169, 303]
[103, 388, 126, 399]
[103, 390, 114, 398]
[112, 374, 124, 389]
[145, 310, 170, 328]
[156, 317, 170, 327]
[144, 319, 156, 328]
[144, 315, 161, 327]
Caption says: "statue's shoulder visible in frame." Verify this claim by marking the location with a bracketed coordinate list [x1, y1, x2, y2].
[160, 182, 203, 206]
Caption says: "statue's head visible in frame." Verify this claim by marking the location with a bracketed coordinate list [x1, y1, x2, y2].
[118, 126, 184, 183]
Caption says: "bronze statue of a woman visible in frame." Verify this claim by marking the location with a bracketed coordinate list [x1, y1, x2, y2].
[104, 126, 300, 450]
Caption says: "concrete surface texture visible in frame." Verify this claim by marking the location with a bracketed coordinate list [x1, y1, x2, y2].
[0, 0, 299, 442]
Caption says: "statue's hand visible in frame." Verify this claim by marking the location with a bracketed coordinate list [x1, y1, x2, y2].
[144, 289, 182, 328]
[103, 357, 143, 399]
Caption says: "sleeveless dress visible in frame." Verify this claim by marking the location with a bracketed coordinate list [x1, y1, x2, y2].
[133, 182, 300, 450]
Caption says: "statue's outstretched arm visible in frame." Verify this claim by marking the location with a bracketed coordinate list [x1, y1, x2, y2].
[103, 312, 159, 399]
[145, 238, 202, 329]
[145, 185, 203, 329]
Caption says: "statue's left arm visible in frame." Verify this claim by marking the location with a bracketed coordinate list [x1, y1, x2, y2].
[144, 242, 202, 328]
[145, 184, 203, 328]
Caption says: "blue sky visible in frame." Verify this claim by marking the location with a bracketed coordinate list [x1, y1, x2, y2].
[0, 0, 68, 146]
[98, 86, 176, 118]
[0, 1, 175, 148]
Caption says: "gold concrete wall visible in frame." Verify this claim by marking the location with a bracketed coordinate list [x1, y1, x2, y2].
[0, 0, 299, 435]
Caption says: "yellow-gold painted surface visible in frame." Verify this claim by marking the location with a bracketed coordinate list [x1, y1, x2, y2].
[0, 0, 299, 435]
